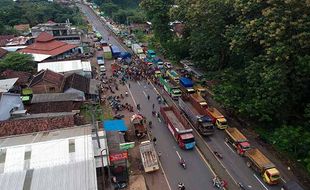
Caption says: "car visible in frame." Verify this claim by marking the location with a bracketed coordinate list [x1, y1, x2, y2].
[164, 62, 172, 69]
[100, 65, 106, 72]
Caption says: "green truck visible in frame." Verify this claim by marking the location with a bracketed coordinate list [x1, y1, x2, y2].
[159, 77, 181, 100]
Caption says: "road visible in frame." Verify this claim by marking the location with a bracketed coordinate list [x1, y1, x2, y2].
[78, 3, 217, 190]
[78, 3, 284, 190]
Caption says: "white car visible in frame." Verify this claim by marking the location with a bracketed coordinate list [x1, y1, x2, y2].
[100, 65, 106, 72]
[164, 62, 172, 69]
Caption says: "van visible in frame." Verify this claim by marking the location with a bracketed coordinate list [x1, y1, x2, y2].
[164, 62, 172, 69]
[100, 65, 106, 72]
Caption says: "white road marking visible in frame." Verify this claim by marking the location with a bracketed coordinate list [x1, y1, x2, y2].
[224, 142, 236, 154]
[253, 174, 269, 190]
[143, 91, 147, 98]
[195, 147, 216, 176]
[175, 151, 181, 160]
[158, 156, 172, 190]
[126, 84, 137, 107]
[158, 118, 162, 123]
[281, 177, 287, 183]
[137, 81, 141, 86]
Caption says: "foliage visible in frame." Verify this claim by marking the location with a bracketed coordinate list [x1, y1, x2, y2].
[0, 0, 86, 35]
[141, 0, 310, 174]
[0, 53, 35, 73]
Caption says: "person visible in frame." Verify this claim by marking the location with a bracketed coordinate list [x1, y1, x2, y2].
[148, 121, 152, 128]
[152, 110, 156, 116]
[178, 182, 185, 190]
[147, 95, 150, 100]
[137, 104, 140, 110]
[158, 151, 162, 158]
[152, 137, 157, 145]
[152, 103, 155, 110]
[128, 83, 131, 88]
[125, 91, 128, 97]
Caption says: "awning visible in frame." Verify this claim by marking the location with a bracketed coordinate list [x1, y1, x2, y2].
[103, 120, 128, 131]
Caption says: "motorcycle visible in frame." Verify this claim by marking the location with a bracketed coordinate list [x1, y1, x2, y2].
[214, 151, 223, 159]
[113, 114, 125, 119]
[179, 158, 186, 169]
[212, 176, 227, 190]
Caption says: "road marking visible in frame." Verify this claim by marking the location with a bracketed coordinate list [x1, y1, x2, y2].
[158, 156, 172, 190]
[281, 177, 287, 183]
[126, 84, 137, 107]
[224, 142, 236, 154]
[253, 174, 269, 190]
[195, 147, 216, 176]
[175, 151, 181, 160]
[137, 81, 141, 86]
[143, 91, 147, 98]
[158, 118, 162, 123]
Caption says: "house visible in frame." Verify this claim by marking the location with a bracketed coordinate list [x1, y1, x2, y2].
[29, 69, 65, 94]
[0, 78, 18, 93]
[170, 21, 185, 38]
[27, 92, 84, 114]
[5, 36, 34, 46]
[14, 24, 31, 35]
[19, 32, 78, 62]
[31, 21, 82, 45]
[1, 69, 32, 86]
[0, 93, 25, 121]
[0, 35, 14, 46]
[0, 125, 98, 190]
[64, 73, 100, 101]
[0, 47, 8, 58]
[37, 59, 92, 78]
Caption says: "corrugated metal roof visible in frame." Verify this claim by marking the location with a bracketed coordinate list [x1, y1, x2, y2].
[0, 78, 18, 92]
[37, 60, 92, 73]
[31, 93, 85, 103]
[0, 125, 97, 190]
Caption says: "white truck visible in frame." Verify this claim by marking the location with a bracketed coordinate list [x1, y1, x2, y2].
[131, 43, 144, 55]
[139, 141, 159, 173]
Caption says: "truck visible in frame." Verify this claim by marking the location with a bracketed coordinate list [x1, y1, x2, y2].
[160, 106, 196, 150]
[111, 45, 121, 58]
[131, 44, 144, 55]
[225, 128, 251, 155]
[153, 57, 164, 69]
[206, 107, 228, 129]
[159, 77, 182, 100]
[97, 56, 104, 65]
[245, 148, 280, 185]
[189, 93, 208, 113]
[139, 140, 160, 173]
[166, 70, 180, 84]
[194, 84, 207, 97]
[130, 114, 147, 139]
[146, 49, 156, 59]
[102, 46, 112, 59]
[179, 96, 214, 136]
[179, 77, 195, 94]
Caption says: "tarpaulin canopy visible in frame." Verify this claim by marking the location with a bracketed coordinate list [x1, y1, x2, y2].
[103, 120, 128, 131]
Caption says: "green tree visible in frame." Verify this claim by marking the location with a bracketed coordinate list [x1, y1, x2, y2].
[0, 53, 35, 73]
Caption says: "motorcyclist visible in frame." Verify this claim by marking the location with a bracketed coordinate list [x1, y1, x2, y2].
[148, 121, 152, 128]
[179, 158, 186, 168]
[137, 104, 140, 110]
[125, 91, 128, 97]
[178, 182, 185, 190]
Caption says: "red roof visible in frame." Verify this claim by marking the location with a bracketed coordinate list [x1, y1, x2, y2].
[0, 35, 14, 46]
[1, 69, 32, 84]
[20, 32, 77, 56]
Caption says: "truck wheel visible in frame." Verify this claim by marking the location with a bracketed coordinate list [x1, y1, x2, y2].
[246, 161, 251, 168]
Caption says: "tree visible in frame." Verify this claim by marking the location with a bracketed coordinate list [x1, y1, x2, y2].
[0, 53, 35, 73]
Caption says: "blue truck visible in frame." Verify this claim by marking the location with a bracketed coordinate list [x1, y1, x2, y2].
[179, 77, 195, 94]
[111, 45, 121, 58]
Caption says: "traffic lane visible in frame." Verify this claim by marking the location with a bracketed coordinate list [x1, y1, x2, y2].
[77, 4, 127, 52]
[209, 131, 282, 190]
[129, 80, 215, 190]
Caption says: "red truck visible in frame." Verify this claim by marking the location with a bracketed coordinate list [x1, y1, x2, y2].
[160, 106, 196, 150]
[206, 107, 228, 129]
[225, 128, 251, 155]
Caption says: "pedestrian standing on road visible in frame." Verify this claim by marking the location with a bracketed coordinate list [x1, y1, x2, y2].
[152, 103, 155, 110]
[153, 137, 157, 145]
[147, 95, 150, 100]
[128, 83, 131, 88]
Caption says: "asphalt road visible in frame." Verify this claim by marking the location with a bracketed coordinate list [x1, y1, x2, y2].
[78, 3, 283, 190]
[78, 4, 217, 190]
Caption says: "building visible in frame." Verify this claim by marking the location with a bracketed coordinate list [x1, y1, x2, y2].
[0, 78, 18, 93]
[0, 35, 14, 46]
[0, 47, 8, 59]
[0, 93, 25, 121]
[64, 73, 100, 101]
[19, 32, 78, 62]
[1, 69, 32, 87]
[14, 24, 30, 34]
[29, 69, 65, 94]
[37, 60, 92, 78]
[26, 92, 84, 114]
[31, 21, 82, 45]
[0, 125, 98, 190]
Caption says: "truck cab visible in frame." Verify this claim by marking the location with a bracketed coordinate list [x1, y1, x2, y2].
[216, 118, 228, 129]
[263, 168, 280, 185]
[154, 70, 162, 78]
[178, 132, 195, 149]
[198, 116, 214, 135]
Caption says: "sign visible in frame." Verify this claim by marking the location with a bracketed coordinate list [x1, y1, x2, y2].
[109, 152, 128, 162]
[120, 142, 135, 150]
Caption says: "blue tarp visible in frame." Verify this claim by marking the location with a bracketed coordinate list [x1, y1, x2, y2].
[180, 77, 194, 88]
[103, 120, 128, 131]
[111, 45, 121, 58]
[119, 52, 132, 59]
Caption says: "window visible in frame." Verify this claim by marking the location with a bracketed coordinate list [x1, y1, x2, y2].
[49, 87, 55, 92]
[69, 139, 75, 153]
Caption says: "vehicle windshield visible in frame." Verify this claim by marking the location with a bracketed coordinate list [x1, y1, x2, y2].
[183, 138, 195, 144]
[220, 121, 227, 126]
[271, 174, 280, 181]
